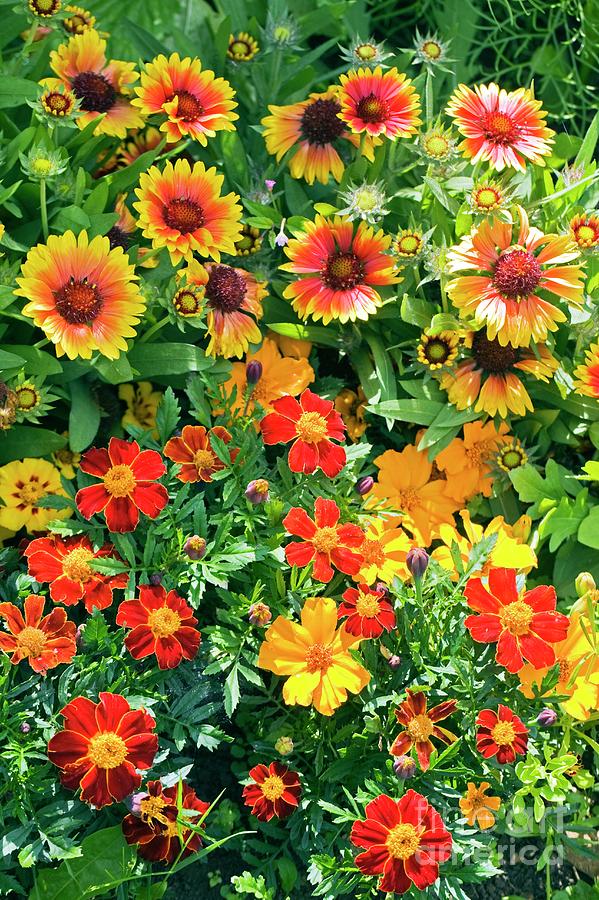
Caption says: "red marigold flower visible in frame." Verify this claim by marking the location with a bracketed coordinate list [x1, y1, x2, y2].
[390, 689, 458, 771]
[24, 534, 127, 612]
[476, 705, 528, 764]
[0, 594, 76, 674]
[350, 789, 452, 895]
[338, 67, 421, 139]
[76, 437, 168, 533]
[116, 584, 201, 670]
[122, 780, 210, 862]
[338, 583, 396, 638]
[283, 496, 364, 583]
[464, 567, 569, 673]
[260, 389, 347, 477]
[242, 761, 301, 822]
[47, 692, 158, 807]
[163, 424, 238, 483]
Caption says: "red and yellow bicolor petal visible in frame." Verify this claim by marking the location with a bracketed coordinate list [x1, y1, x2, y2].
[574, 341, 599, 399]
[338, 67, 421, 139]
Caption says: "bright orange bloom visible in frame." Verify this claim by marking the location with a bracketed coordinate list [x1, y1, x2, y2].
[267, 330, 312, 359]
[15, 230, 144, 360]
[116, 583, 201, 670]
[446, 83, 554, 171]
[436, 421, 510, 501]
[431, 510, 537, 579]
[337, 67, 421, 139]
[459, 783, 501, 830]
[355, 517, 413, 585]
[574, 342, 599, 399]
[242, 762, 301, 821]
[163, 424, 238, 483]
[134, 159, 242, 266]
[476, 705, 528, 764]
[0, 594, 76, 674]
[446, 206, 584, 348]
[570, 214, 599, 250]
[283, 497, 364, 583]
[258, 596, 370, 716]
[390, 689, 458, 771]
[132, 53, 238, 144]
[338, 583, 396, 638]
[49, 29, 143, 137]
[281, 215, 401, 325]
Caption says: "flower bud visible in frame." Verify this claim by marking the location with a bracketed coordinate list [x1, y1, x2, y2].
[537, 708, 558, 727]
[246, 360, 263, 385]
[275, 736, 294, 756]
[355, 475, 374, 496]
[387, 654, 401, 670]
[20, 722, 31, 734]
[575, 572, 596, 597]
[245, 479, 270, 504]
[184, 535, 207, 560]
[393, 756, 416, 779]
[375, 582, 390, 598]
[75, 624, 85, 647]
[125, 791, 148, 816]
[512, 514, 532, 542]
[248, 602, 272, 626]
[149, 572, 163, 586]
[264, 179, 276, 191]
[406, 548, 429, 578]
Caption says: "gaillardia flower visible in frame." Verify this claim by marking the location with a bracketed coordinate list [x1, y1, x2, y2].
[0, 458, 69, 533]
[258, 596, 370, 715]
[446, 207, 584, 348]
[574, 342, 599, 398]
[116, 583, 201, 670]
[338, 67, 421, 139]
[417, 331, 460, 370]
[464, 567, 569, 674]
[459, 783, 501, 830]
[132, 53, 238, 144]
[390, 689, 458, 771]
[283, 497, 364, 583]
[62, 5, 96, 34]
[338, 583, 396, 638]
[351, 790, 452, 895]
[47, 692, 157, 807]
[281, 215, 400, 325]
[0, 594, 76, 674]
[163, 424, 238, 482]
[122, 780, 209, 862]
[134, 159, 242, 266]
[475, 705, 528, 764]
[242, 762, 301, 821]
[227, 32, 259, 62]
[49, 29, 143, 137]
[569, 213, 599, 250]
[15, 230, 144, 360]
[446, 83, 554, 171]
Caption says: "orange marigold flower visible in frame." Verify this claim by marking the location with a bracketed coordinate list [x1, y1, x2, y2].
[334, 387, 367, 441]
[49, 29, 143, 137]
[122, 780, 209, 862]
[355, 517, 413, 585]
[0, 594, 76, 674]
[134, 159, 242, 266]
[436, 421, 511, 502]
[459, 782, 501, 830]
[283, 497, 364, 583]
[446, 206, 584, 348]
[116, 583, 201, 670]
[338, 67, 421, 139]
[338, 583, 396, 638]
[281, 215, 401, 325]
[573, 341, 599, 399]
[163, 424, 238, 483]
[267, 330, 312, 359]
[47, 692, 157, 807]
[476, 705, 528, 764]
[569, 213, 599, 250]
[242, 761, 301, 821]
[390, 689, 458, 771]
[446, 83, 554, 171]
[15, 230, 144, 361]
[0, 458, 70, 533]
[258, 596, 370, 715]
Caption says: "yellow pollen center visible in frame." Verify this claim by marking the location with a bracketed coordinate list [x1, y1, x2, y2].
[406, 713, 434, 742]
[103, 464, 136, 498]
[16, 387, 38, 410]
[230, 41, 249, 55]
[469, 790, 488, 809]
[260, 774, 285, 800]
[575, 224, 596, 246]
[398, 235, 420, 254]
[355, 592, 381, 617]
[147, 607, 182, 638]
[193, 449, 216, 471]
[356, 44, 377, 60]
[466, 440, 494, 468]
[491, 721, 516, 746]
[62, 546, 94, 583]
[499, 600, 533, 636]
[500, 449, 525, 469]
[311, 526, 339, 553]
[476, 188, 500, 209]
[399, 488, 420, 511]
[424, 134, 449, 157]
[354, 188, 378, 211]
[18, 481, 45, 504]
[16, 626, 47, 657]
[305, 642, 333, 673]
[386, 823, 421, 859]
[296, 411, 328, 443]
[422, 41, 441, 59]
[558, 658, 575, 683]
[87, 731, 128, 768]
[140, 794, 170, 825]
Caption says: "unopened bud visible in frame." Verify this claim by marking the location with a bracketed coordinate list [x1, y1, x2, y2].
[356, 475, 374, 496]
[248, 602, 272, 626]
[245, 479, 270, 504]
[537, 708, 558, 727]
[76, 624, 86, 647]
[125, 791, 148, 816]
[393, 756, 416, 779]
[275, 736, 294, 755]
[388, 654, 401, 670]
[406, 548, 429, 578]
[149, 572, 163, 586]
[575, 572, 596, 597]
[246, 361, 263, 385]
[20, 722, 31, 734]
[184, 535, 207, 560]
[512, 514, 532, 542]
[375, 582, 390, 598]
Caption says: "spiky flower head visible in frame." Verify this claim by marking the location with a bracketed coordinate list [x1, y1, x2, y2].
[10, 375, 57, 424]
[27, 0, 61, 18]
[412, 31, 453, 69]
[263, 11, 302, 52]
[227, 32, 260, 62]
[337, 181, 390, 224]
[339, 36, 393, 70]
[21, 146, 68, 181]
[415, 124, 458, 167]
[34, 84, 80, 127]
[470, 181, 511, 215]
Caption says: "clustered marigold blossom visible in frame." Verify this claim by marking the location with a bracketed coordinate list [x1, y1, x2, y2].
[47, 692, 158, 807]
[164, 424, 238, 483]
[475, 705, 528, 764]
[337, 67, 421, 139]
[436, 420, 510, 501]
[464, 568, 569, 674]
[0, 594, 76, 674]
[432, 510, 537, 580]
[116, 583, 201, 670]
[283, 497, 364, 583]
[122, 780, 210, 862]
[261, 389, 347, 478]
[24, 534, 128, 612]
[350, 790, 452, 895]
[573, 342, 599, 399]
[459, 782, 501, 830]
[242, 761, 301, 821]
[390, 689, 458, 771]
[338, 583, 396, 638]
[355, 518, 413, 585]
[0, 458, 69, 533]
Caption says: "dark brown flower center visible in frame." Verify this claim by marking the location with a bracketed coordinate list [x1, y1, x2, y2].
[493, 249, 542, 299]
[206, 265, 247, 313]
[424, 338, 452, 364]
[72, 71, 116, 113]
[54, 277, 103, 325]
[472, 331, 518, 373]
[64, 12, 91, 34]
[107, 226, 130, 251]
[322, 251, 364, 290]
[356, 92, 389, 124]
[300, 98, 345, 146]
[43, 92, 71, 115]
[163, 197, 205, 234]
[170, 90, 204, 122]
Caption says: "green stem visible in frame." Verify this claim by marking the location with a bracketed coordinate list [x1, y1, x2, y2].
[34, 337, 50, 349]
[425, 69, 434, 124]
[138, 314, 170, 344]
[40, 180, 49, 240]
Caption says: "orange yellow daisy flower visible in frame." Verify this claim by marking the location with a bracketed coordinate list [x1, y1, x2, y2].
[132, 53, 238, 144]
[134, 159, 242, 266]
[436, 421, 511, 502]
[569, 213, 599, 250]
[459, 782, 501, 830]
[337, 67, 421, 139]
[355, 517, 413, 585]
[573, 342, 599, 399]
[0, 458, 70, 533]
[221, 337, 314, 417]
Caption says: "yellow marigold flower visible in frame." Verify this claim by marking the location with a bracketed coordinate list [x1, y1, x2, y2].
[0, 458, 70, 533]
[118, 382, 162, 438]
[227, 32, 259, 61]
[431, 509, 537, 579]
[436, 420, 511, 502]
[52, 433, 81, 479]
[355, 517, 413, 585]
[334, 387, 367, 441]
[258, 596, 370, 716]
[459, 782, 500, 830]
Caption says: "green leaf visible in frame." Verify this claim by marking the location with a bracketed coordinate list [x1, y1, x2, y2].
[224, 665, 240, 718]
[574, 112, 599, 168]
[0, 427, 66, 465]
[95, 354, 134, 385]
[0, 77, 38, 109]
[156, 386, 181, 444]
[578, 508, 599, 549]
[127, 343, 214, 377]
[539, 492, 588, 552]
[366, 398, 444, 426]
[69, 381, 101, 452]
[267, 322, 340, 348]
[400, 295, 435, 327]
[0, 345, 62, 377]
[121, 18, 170, 57]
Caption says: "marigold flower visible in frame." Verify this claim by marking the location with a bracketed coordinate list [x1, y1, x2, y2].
[390, 689, 458, 771]
[0, 594, 76, 674]
[432, 510, 537, 580]
[48, 692, 157, 807]
[242, 761, 301, 821]
[350, 790, 452, 895]
[464, 567, 569, 673]
[222, 337, 314, 418]
[475, 705, 528, 764]
[52, 436, 81, 480]
[15, 230, 144, 361]
[355, 518, 414, 585]
[133, 53, 238, 144]
[283, 497, 363, 583]
[569, 213, 599, 250]
[574, 342, 599, 399]
[163, 424, 238, 483]
[446, 83, 554, 171]
[0, 458, 69, 533]
[281, 215, 401, 325]
[122, 780, 209, 862]
[119, 382, 162, 438]
[25, 534, 127, 612]
[436, 421, 511, 502]
[459, 782, 501, 830]
[76, 437, 168, 533]
[334, 387, 367, 441]
[338, 67, 421, 139]
[116, 583, 201, 670]
[258, 596, 370, 715]
[261, 389, 347, 478]
[134, 159, 242, 266]
[49, 29, 143, 137]
[338, 583, 396, 638]
[446, 206, 584, 348]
